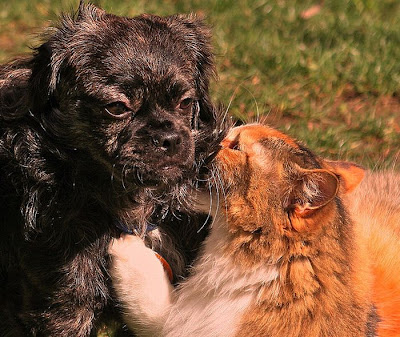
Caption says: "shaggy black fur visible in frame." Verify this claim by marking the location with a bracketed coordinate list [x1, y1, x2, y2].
[0, 3, 225, 336]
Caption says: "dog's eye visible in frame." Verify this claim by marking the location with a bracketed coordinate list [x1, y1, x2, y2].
[105, 102, 132, 119]
[179, 98, 194, 111]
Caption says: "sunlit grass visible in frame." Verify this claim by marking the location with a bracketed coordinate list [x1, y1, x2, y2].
[1, 1, 399, 165]
[1, 1, 399, 170]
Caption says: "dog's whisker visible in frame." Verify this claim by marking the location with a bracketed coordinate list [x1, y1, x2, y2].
[135, 168, 144, 185]
[111, 163, 116, 183]
[121, 164, 128, 191]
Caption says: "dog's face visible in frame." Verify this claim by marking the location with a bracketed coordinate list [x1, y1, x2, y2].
[30, 4, 217, 188]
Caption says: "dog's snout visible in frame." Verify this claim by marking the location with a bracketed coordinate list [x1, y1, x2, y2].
[153, 133, 182, 156]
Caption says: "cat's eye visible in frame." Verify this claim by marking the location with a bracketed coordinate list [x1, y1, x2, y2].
[179, 97, 194, 111]
[105, 102, 132, 119]
[229, 140, 241, 151]
[252, 228, 262, 234]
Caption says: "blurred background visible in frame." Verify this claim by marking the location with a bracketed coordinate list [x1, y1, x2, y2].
[1, 0, 399, 171]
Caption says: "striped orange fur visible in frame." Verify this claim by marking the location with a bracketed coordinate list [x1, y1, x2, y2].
[218, 124, 400, 337]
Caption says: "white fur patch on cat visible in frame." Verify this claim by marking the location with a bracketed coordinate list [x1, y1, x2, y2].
[109, 214, 279, 337]
[161, 213, 279, 337]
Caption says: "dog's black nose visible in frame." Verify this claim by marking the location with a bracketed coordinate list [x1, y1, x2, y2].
[153, 133, 181, 156]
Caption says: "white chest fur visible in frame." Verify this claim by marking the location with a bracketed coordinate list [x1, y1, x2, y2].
[162, 214, 279, 337]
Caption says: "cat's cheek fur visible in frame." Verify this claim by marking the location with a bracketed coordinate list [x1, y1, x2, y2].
[108, 236, 172, 336]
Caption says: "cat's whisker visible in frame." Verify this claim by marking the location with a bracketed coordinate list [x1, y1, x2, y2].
[222, 81, 250, 126]
[210, 168, 221, 222]
[390, 151, 400, 171]
[197, 165, 224, 233]
[197, 181, 214, 233]
[238, 84, 260, 124]
[213, 165, 229, 221]
[222, 93, 236, 125]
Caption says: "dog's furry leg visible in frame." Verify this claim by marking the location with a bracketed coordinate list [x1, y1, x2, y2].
[14, 235, 112, 336]
[109, 236, 172, 337]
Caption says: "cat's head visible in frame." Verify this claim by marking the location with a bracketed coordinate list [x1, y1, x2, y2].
[209, 123, 365, 263]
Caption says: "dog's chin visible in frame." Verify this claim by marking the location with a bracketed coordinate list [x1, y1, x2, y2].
[142, 166, 187, 187]
[118, 162, 192, 191]
[140, 152, 195, 186]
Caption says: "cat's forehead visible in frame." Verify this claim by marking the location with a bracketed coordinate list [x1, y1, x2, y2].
[223, 124, 299, 150]
[224, 124, 321, 169]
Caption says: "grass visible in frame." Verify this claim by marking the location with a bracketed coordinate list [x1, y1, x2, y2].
[1, 0, 399, 169]
[1, 1, 399, 335]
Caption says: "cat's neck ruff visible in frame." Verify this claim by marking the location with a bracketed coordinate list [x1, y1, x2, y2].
[194, 212, 279, 291]
[162, 211, 279, 337]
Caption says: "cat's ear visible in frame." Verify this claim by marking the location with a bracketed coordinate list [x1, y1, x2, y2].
[288, 161, 365, 232]
[290, 169, 339, 219]
[324, 160, 365, 193]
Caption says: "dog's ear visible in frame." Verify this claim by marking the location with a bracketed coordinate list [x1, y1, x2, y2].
[78, 0, 86, 14]
[168, 15, 216, 125]
[29, 41, 54, 112]
[76, 2, 106, 22]
[168, 15, 228, 165]
[29, 3, 106, 112]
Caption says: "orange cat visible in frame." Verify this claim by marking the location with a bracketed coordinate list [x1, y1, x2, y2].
[109, 124, 400, 337]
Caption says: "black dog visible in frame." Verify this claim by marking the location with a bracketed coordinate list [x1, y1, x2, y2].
[0, 2, 224, 336]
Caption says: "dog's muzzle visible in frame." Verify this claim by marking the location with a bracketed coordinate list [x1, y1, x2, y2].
[151, 132, 182, 157]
